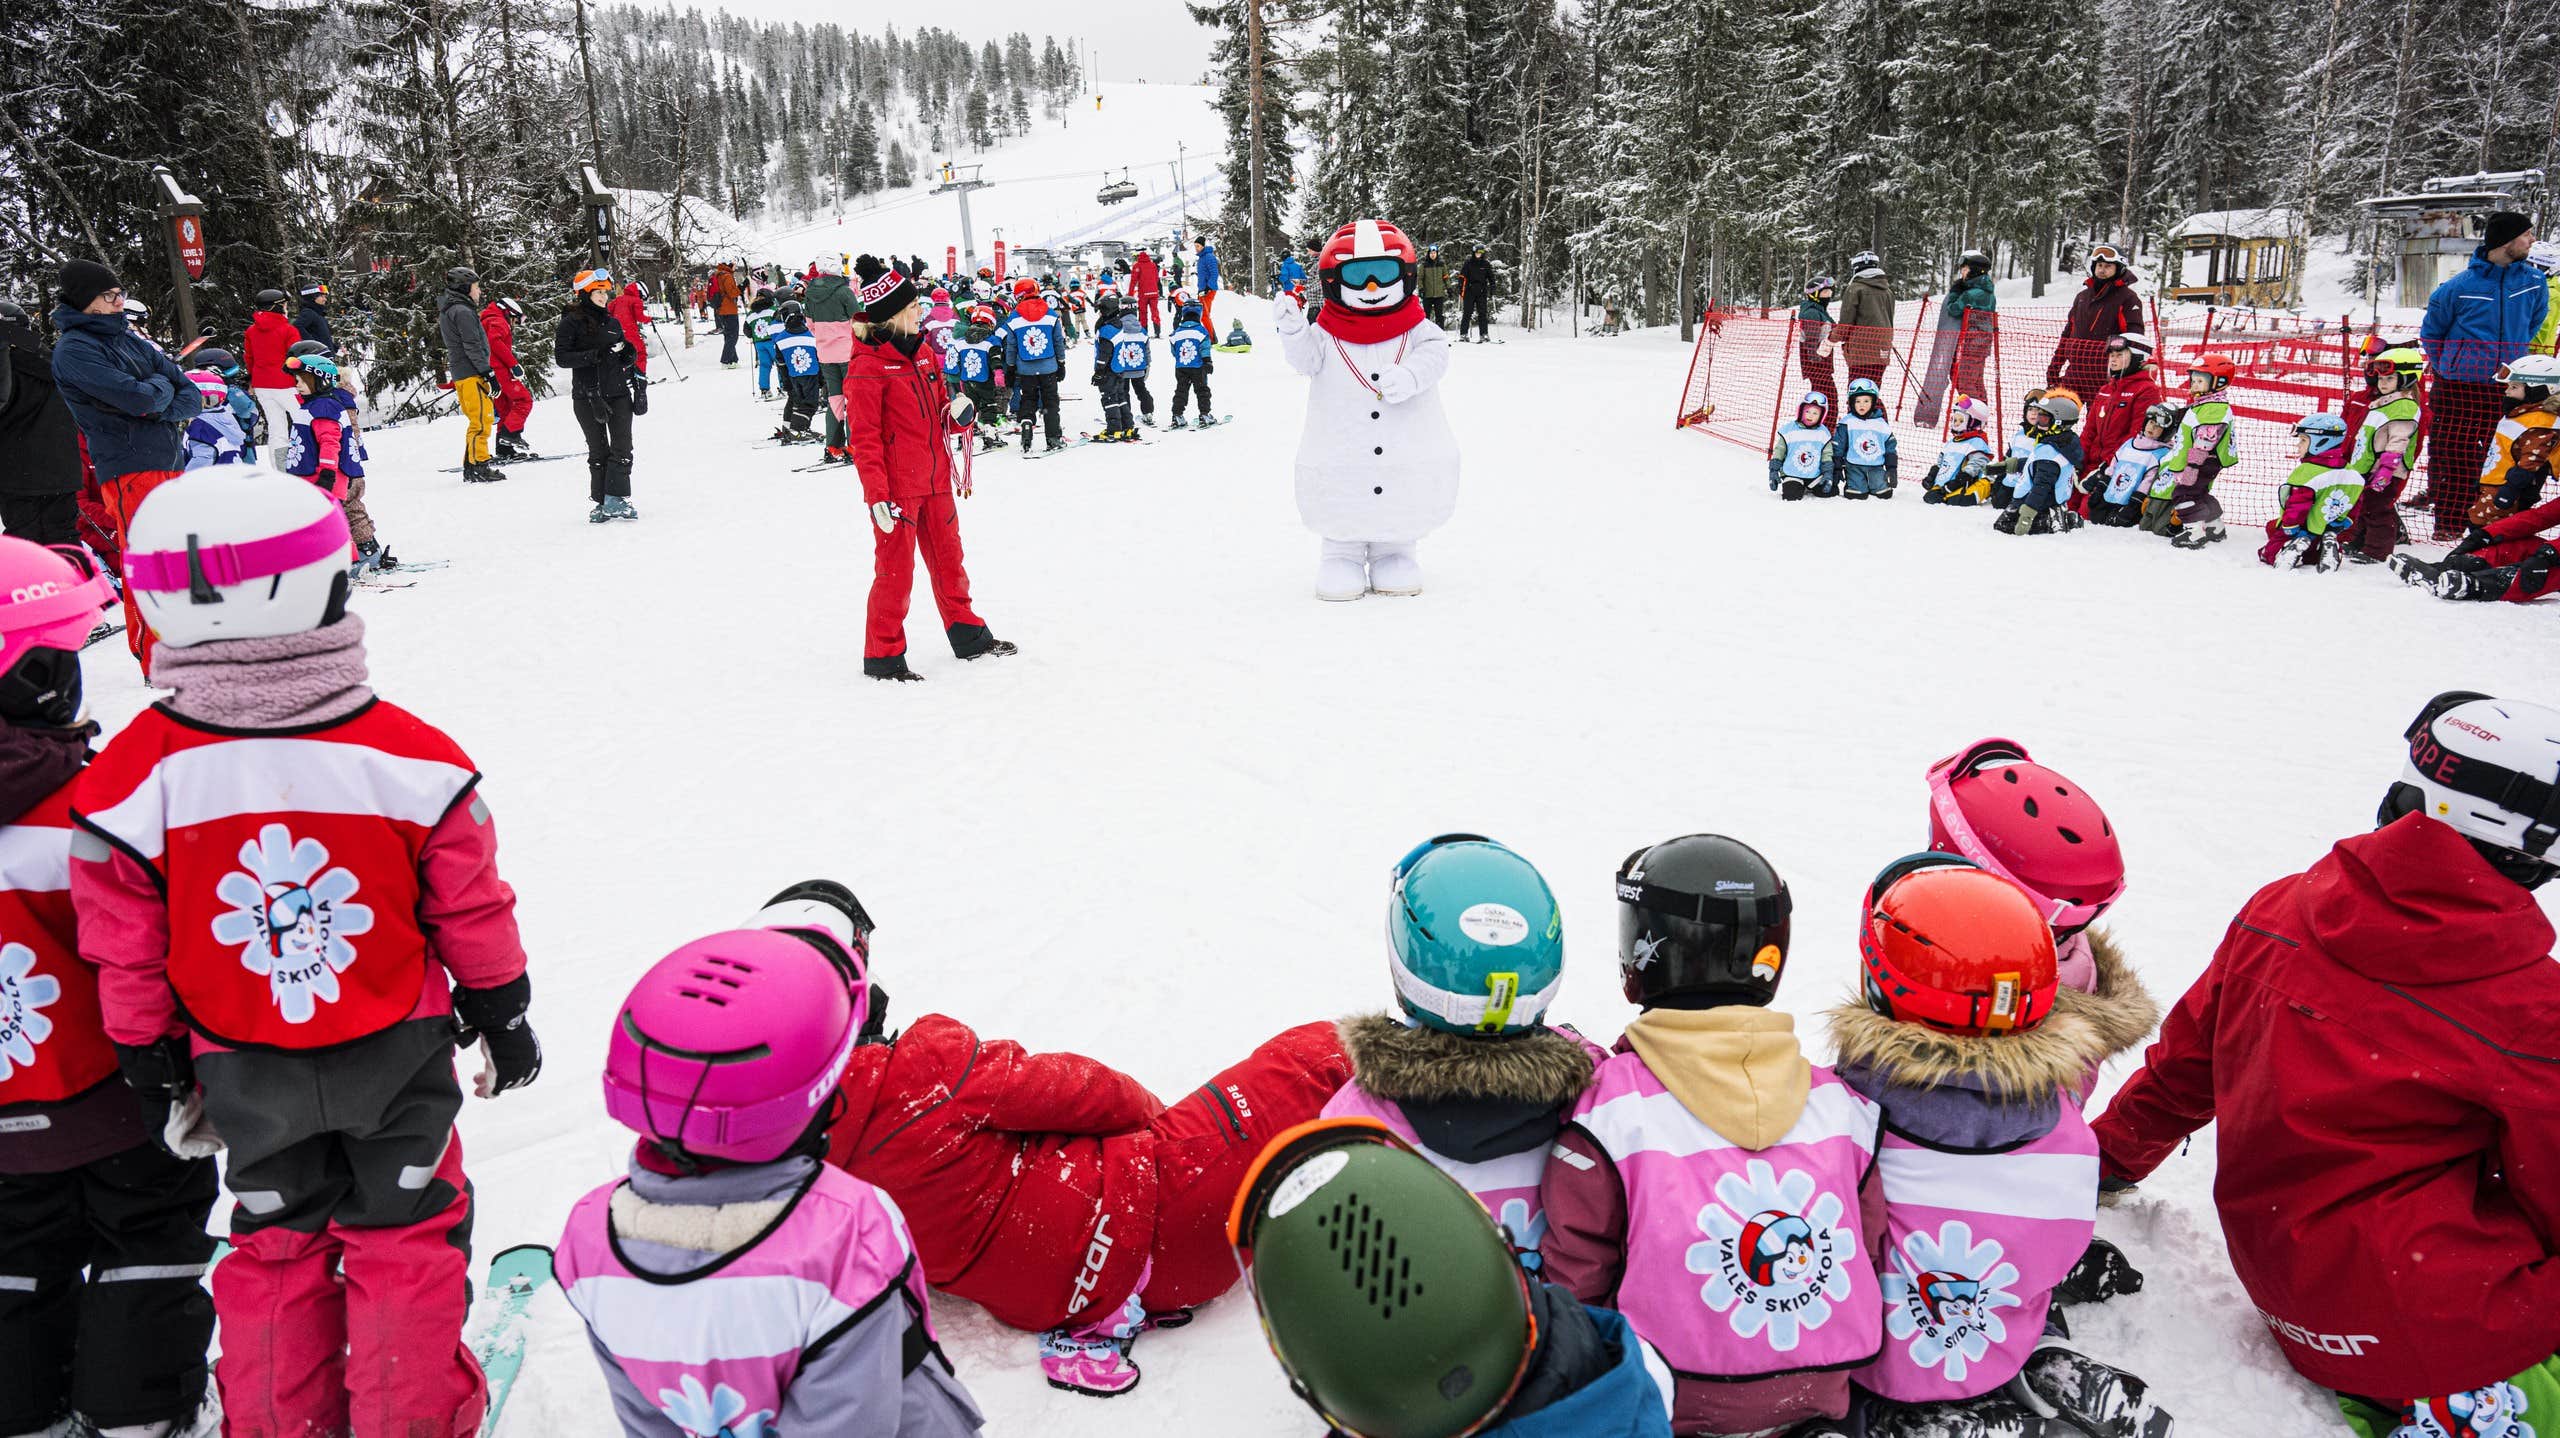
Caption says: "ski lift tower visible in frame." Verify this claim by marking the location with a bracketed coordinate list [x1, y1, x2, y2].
[2357, 169, 2544, 320]
[934, 163, 991, 274]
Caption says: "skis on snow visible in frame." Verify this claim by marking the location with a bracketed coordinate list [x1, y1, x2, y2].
[473, 1243, 555, 1437]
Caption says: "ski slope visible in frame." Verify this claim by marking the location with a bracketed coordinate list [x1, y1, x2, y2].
[89, 300, 2554, 1437]
[752, 81, 1225, 264]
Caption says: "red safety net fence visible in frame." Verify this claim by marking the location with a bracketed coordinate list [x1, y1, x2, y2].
[1673, 300, 2536, 537]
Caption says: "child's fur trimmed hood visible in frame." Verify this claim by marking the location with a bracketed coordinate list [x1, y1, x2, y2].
[1825, 927, 2162, 1102]
[1338, 1012, 1595, 1109]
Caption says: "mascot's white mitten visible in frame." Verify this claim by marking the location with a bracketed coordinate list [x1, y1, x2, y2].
[1376, 365, 1420, 404]
[1272, 290, 1309, 337]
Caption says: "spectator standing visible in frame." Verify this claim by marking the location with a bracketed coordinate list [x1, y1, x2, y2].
[713, 262, 743, 367]
[0, 300, 86, 544]
[437, 267, 504, 483]
[241, 288, 301, 467]
[2420, 211, 2548, 539]
[557, 270, 639, 522]
[1274, 247, 1307, 297]
[805, 256, 860, 463]
[2046, 244, 2144, 401]
[1835, 251, 1895, 391]
[610, 281, 652, 416]
[1418, 245, 1450, 330]
[1131, 247, 1164, 335]
[1194, 236, 1222, 330]
[46, 260, 195, 667]
[294, 282, 334, 356]
[1917, 249, 1997, 424]
[1458, 245, 1495, 343]
[1795, 275, 1840, 413]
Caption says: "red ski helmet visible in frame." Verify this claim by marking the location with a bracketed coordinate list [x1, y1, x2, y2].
[1925, 737, 2125, 933]
[1316, 219, 1419, 307]
[1860, 853, 2059, 1036]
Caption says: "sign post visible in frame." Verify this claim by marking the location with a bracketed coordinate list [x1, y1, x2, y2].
[578, 164, 617, 270]
[993, 236, 1008, 282]
[152, 165, 205, 342]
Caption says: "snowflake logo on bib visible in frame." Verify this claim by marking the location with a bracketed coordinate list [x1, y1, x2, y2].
[210, 823, 376, 1025]
[1687, 1158, 1857, 1350]
[1021, 327, 1049, 358]
[2394, 1383, 2534, 1438]
[0, 944, 61, 1080]
[1882, 1221, 2022, 1381]
[1495, 1196, 1548, 1270]
[656, 1375, 773, 1438]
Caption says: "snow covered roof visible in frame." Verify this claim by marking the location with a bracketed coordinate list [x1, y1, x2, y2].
[2171, 207, 2303, 242]
[607, 187, 758, 264]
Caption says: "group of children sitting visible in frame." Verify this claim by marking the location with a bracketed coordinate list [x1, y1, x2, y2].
[1767, 333, 2559, 595]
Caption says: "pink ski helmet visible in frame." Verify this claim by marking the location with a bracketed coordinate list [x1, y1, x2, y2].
[1925, 737, 2126, 934]
[603, 887, 874, 1165]
[0, 540, 115, 727]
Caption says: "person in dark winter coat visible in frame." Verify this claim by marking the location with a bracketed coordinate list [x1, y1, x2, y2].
[1459, 246, 1496, 342]
[0, 303, 87, 544]
[1835, 253, 1895, 387]
[47, 264, 192, 487]
[1419, 246, 1452, 329]
[437, 268, 503, 482]
[2045, 245, 2143, 400]
[841, 255, 1014, 682]
[2421, 212, 2550, 538]
[0, 545, 217, 1438]
[1916, 251, 1997, 424]
[1796, 277, 1841, 414]
[556, 269, 639, 522]
[2092, 693, 2560, 1411]
[293, 282, 334, 356]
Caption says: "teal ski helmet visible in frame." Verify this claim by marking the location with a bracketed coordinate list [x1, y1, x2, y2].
[1386, 834, 1564, 1036]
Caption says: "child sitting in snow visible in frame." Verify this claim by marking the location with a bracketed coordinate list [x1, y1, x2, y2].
[1826, 855, 2172, 1438]
[1836, 378, 1899, 498]
[815, 902, 1352, 1398]
[2081, 402, 2178, 527]
[181, 368, 248, 469]
[2140, 355, 2239, 548]
[1543, 834, 1887, 1436]
[1991, 390, 2083, 535]
[1771, 391, 1839, 500]
[556, 883, 985, 1437]
[2475, 354, 2560, 522]
[1319, 835, 1598, 1268]
[2260, 412, 2364, 569]
[1923, 397, 1998, 507]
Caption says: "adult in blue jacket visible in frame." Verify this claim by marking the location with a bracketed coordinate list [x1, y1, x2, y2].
[2420, 211, 2548, 538]
[1194, 235, 1222, 330]
[47, 260, 194, 485]
[1275, 250, 1307, 295]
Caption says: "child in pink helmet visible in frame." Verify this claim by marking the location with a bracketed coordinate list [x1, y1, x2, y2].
[555, 881, 984, 1438]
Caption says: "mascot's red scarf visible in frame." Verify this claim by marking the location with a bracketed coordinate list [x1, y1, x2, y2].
[1315, 291, 1425, 345]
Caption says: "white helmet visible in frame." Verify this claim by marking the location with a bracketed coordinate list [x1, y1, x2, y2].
[2385, 692, 2560, 887]
[815, 254, 846, 278]
[2494, 353, 2560, 396]
[124, 471, 353, 648]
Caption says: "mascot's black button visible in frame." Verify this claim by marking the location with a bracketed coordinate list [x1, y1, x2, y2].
[1371, 411, 1380, 420]
[1373, 486, 1383, 494]
[1370, 373, 1379, 381]
[1373, 446, 1383, 455]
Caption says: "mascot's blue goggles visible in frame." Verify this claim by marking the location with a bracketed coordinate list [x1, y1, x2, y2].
[1337, 257, 1405, 289]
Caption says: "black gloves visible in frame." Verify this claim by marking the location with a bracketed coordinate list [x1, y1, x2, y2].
[455, 973, 542, 1095]
[2450, 527, 2490, 559]
[114, 1038, 193, 1150]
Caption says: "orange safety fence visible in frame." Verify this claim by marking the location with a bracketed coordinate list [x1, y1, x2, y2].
[1674, 300, 2532, 538]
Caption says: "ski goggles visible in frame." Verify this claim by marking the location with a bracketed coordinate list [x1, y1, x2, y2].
[1335, 257, 1405, 289]
[574, 268, 615, 293]
[126, 509, 353, 597]
[2087, 245, 2125, 266]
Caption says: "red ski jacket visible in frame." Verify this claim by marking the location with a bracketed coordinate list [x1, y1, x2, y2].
[842, 333, 962, 506]
[242, 311, 301, 389]
[609, 285, 649, 374]
[1130, 251, 1161, 299]
[478, 301, 520, 372]
[2092, 814, 2560, 1400]
[2079, 369, 2166, 475]
[2476, 488, 2560, 565]
[826, 1014, 1164, 1332]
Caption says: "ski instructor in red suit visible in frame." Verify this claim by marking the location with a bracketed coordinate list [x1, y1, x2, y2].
[841, 254, 1017, 682]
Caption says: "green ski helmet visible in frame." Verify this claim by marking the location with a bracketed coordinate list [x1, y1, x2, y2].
[1386, 834, 1564, 1035]
[1229, 1118, 1536, 1438]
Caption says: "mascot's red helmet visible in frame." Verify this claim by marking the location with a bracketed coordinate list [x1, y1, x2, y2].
[1317, 219, 1420, 304]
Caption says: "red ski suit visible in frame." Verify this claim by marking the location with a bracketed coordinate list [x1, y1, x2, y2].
[241, 312, 301, 391]
[825, 1016, 1350, 1332]
[2092, 815, 2560, 1401]
[2468, 489, 2560, 600]
[843, 332, 986, 662]
[609, 284, 650, 374]
[1131, 250, 1163, 332]
[477, 301, 533, 434]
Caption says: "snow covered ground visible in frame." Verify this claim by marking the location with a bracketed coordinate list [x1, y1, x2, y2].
[93, 299, 2553, 1435]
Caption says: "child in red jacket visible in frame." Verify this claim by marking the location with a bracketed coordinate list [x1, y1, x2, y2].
[821, 904, 1350, 1398]
[72, 470, 543, 1438]
[2389, 488, 2560, 602]
[477, 295, 535, 461]
[2091, 692, 2560, 1428]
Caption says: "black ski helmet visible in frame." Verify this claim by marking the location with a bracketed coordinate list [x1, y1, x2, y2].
[286, 338, 328, 358]
[190, 346, 238, 372]
[254, 287, 288, 309]
[1615, 834, 1792, 1007]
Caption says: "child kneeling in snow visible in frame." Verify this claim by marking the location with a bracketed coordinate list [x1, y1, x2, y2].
[815, 904, 1352, 1397]
[1770, 392, 1839, 500]
[2259, 413, 2364, 569]
[1924, 398, 1998, 507]
[2080, 403, 2177, 527]
[1543, 834, 1888, 1437]
[557, 883, 984, 1437]
[1827, 855, 2170, 1438]
[1320, 835, 1598, 1267]
[1990, 391, 2084, 535]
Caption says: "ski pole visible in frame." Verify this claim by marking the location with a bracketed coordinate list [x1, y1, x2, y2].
[643, 316, 688, 381]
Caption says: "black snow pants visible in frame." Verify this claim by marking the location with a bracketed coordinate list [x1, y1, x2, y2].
[575, 386, 635, 499]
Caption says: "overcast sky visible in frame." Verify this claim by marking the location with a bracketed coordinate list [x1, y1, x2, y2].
[648, 0, 1219, 86]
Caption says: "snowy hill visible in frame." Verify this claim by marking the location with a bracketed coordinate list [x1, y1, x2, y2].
[751, 81, 1224, 266]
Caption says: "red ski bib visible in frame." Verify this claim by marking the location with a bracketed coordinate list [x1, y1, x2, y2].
[0, 781, 118, 1110]
[73, 702, 479, 1051]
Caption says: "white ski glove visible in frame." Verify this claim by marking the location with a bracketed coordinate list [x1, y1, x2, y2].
[162, 1090, 225, 1160]
[947, 394, 977, 430]
[1271, 291, 1308, 337]
[871, 500, 903, 535]
[1376, 365, 1421, 404]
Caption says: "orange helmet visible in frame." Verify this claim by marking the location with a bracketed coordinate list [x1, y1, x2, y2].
[1858, 854, 2058, 1035]
[573, 268, 614, 295]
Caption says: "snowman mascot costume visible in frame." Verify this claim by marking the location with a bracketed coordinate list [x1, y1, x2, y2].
[1275, 218, 1459, 600]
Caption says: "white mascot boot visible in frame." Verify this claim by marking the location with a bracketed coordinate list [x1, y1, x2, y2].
[1317, 540, 1369, 602]
[1367, 544, 1423, 596]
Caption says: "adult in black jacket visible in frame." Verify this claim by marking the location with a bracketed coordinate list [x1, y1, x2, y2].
[0, 301, 86, 543]
[555, 273, 638, 522]
[294, 283, 334, 355]
[1458, 247, 1495, 342]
